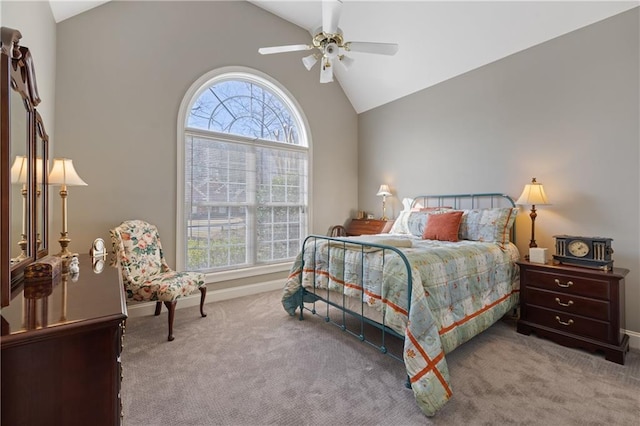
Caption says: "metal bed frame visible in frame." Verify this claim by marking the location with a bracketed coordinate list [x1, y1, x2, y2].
[298, 236, 412, 362]
[295, 193, 517, 366]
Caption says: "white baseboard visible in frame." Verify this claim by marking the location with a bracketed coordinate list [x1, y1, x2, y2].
[125, 281, 640, 352]
[626, 329, 640, 350]
[125, 279, 283, 319]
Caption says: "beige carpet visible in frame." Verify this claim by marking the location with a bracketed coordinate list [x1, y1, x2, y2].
[121, 290, 640, 425]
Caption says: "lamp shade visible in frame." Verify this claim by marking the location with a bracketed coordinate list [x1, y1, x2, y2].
[48, 158, 87, 187]
[320, 59, 333, 83]
[11, 156, 45, 183]
[302, 54, 318, 71]
[515, 178, 550, 206]
[376, 184, 392, 197]
[339, 55, 354, 70]
[10, 155, 27, 183]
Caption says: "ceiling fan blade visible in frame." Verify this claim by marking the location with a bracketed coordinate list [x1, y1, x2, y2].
[322, 0, 342, 35]
[258, 44, 312, 55]
[344, 42, 399, 56]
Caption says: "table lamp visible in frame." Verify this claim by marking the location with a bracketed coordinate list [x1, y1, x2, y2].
[515, 177, 550, 248]
[376, 184, 392, 220]
[48, 158, 87, 258]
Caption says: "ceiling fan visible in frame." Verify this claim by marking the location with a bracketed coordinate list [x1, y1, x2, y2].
[258, 0, 399, 83]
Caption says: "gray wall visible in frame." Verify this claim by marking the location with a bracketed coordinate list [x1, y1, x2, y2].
[1, 1, 56, 133]
[53, 1, 358, 277]
[358, 9, 639, 334]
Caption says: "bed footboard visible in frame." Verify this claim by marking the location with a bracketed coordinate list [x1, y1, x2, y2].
[296, 234, 413, 363]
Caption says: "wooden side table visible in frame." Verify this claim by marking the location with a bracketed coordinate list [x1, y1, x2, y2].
[345, 218, 393, 236]
[517, 260, 629, 364]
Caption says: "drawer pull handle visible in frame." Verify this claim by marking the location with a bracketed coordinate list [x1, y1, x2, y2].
[555, 316, 574, 326]
[554, 279, 574, 288]
[555, 297, 574, 307]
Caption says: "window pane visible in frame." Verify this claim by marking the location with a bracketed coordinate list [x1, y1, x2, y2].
[188, 80, 301, 146]
[184, 75, 308, 273]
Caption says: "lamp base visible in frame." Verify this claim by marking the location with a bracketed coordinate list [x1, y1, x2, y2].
[11, 236, 28, 263]
[55, 250, 78, 259]
[528, 206, 538, 249]
[56, 234, 77, 259]
[10, 252, 28, 264]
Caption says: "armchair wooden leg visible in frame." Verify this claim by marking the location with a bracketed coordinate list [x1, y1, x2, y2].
[164, 300, 177, 341]
[199, 286, 207, 318]
[154, 302, 162, 316]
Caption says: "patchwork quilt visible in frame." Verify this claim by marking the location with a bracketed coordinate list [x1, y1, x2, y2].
[282, 235, 520, 416]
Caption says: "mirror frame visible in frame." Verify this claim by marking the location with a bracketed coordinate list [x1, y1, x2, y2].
[1, 27, 47, 307]
[35, 110, 49, 260]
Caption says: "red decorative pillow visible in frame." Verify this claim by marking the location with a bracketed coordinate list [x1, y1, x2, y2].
[422, 210, 464, 242]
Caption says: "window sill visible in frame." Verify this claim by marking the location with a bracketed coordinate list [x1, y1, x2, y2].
[205, 262, 293, 283]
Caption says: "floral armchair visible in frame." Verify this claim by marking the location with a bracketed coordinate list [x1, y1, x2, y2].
[110, 220, 207, 341]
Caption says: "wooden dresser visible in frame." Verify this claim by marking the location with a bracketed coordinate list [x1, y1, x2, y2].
[1, 254, 127, 425]
[516, 260, 628, 364]
[346, 218, 394, 236]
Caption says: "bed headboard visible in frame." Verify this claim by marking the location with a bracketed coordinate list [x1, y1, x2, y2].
[410, 193, 517, 243]
[410, 193, 515, 209]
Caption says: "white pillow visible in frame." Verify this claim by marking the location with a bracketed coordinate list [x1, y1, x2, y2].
[390, 209, 412, 234]
[389, 198, 417, 234]
[402, 197, 414, 210]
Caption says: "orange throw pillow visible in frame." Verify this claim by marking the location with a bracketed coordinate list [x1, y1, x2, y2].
[422, 210, 464, 242]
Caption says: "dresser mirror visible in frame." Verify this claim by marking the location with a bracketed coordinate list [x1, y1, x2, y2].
[9, 87, 30, 265]
[1, 27, 48, 306]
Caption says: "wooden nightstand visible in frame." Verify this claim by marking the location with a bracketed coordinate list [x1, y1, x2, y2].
[345, 218, 393, 236]
[516, 260, 629, 364]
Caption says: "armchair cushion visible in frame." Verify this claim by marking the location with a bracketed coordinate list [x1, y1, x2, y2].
[128, 270, 205, 302]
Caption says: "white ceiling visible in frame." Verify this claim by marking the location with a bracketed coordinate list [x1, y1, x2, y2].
[49, 1, 638, 113]
[48, 0, 111, 23]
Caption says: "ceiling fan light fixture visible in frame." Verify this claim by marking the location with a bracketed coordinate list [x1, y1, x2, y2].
[324, 42, 339, 59]
[320, 59, 334, 83]
[338, 54, 354, 70]
[302, 53, 319, 71]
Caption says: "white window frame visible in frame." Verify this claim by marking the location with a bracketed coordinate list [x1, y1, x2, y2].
[176, 66, 312, 282]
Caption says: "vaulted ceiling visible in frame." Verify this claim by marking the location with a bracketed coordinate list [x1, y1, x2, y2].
[49, 1, 638, 113]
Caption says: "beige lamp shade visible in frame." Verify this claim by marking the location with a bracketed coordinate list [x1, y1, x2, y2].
[10, 156, 27, 183]
[48, 158, 87, 187]
[11, 156, 45, 184]
[515, 178, 550, 206]
[376, 184, 392, 197]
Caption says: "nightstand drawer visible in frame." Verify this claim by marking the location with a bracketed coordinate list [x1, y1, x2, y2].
[526, 287, 610, 321]
[346, 219, 393, 236]
[526, 305, 610, 342]
[522, 269, 610, 300]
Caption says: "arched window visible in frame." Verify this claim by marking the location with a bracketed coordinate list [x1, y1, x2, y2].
[178, 68, 310, 276]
